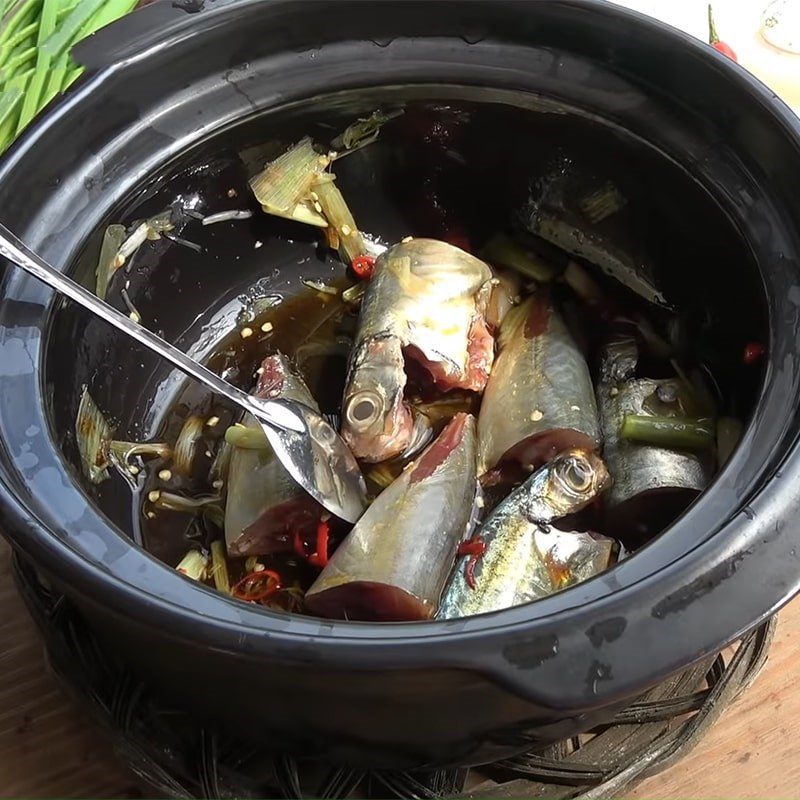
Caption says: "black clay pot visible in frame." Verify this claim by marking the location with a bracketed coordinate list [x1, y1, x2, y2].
[0, 0, 799, 770]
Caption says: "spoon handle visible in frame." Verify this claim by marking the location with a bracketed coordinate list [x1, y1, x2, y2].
[0, 223, 303, 434]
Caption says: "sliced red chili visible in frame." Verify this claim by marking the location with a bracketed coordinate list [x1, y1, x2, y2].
[458, 535, 487, 590]
[351, 254, 376, 281]
[232, 570, 281, 602]
[308, 519, 331, 569]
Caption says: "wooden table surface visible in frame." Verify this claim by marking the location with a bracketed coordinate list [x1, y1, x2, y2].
[0, 538, 798, 799]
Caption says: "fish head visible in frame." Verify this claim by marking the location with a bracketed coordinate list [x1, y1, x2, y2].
[540, 449, 611, 517]
[342, 335, 414, 462]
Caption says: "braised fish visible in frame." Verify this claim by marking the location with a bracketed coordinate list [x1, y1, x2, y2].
[597, 339, 712, 543]
[224, 354, 321, 556]
[305, 413, 479, 621]
[478, 292, 601, 473]
[438, 449, 611, 618]
[342, 239, 494, 462]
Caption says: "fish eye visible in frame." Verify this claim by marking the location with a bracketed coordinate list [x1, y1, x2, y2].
[346, 390, 383, 429]
[558, 455, 593, 494]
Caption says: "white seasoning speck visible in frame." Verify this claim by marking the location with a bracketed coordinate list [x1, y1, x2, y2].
[570, 405, 581, 411]
[206, 415, 220, 428]
[212, 479, 224, 490]
[530, 409, 544, 422]
[158, 469, 172, 482]
[227, 188, 237, 198]
[261, 321, 273, 333]
[256, 366, 265, 375]
[609, 387, 619, 397]
[148, 490, 161, 503]
[128, 465, 140, 476]
[254, 240, 263, 249]
[204, 450, 213, 458]
[124, 280, 130, 290]
[146, 511, 156, 519]
[129, 311, 141, 324]
[401, 235, 413, 243]
[240, 327, 253, 338]
[341, 224, 352, 236]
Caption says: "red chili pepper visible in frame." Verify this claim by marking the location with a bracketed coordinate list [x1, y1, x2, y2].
[232, 570, 282, 602]
[351, 254, 376, 281]
[308, 519, 331, 569]
[458, 536, 487, 590]
[743, 342, 765, 365]
[708, 4, 738, 61]
[712, 40, 737, 60]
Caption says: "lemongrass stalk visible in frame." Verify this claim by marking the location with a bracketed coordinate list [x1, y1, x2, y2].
[94, 223, 125, 299]
[224, 423, 269, 451]
[313, 174, 367, 263]
[620, 414, 715, 452]
[173, 414, 205, 476]
[75, 386, 111, 483]
[249, 137, 329, 226]
[578, 181, 626, 224]
[109, 440, 172, 466]
[244, 556, 260, 573]
[331, 108, 403, 155]
[176, 550, 209, 581]
[563, 260, 605, 307]
[481, 233, 560, 282]
[210, 540, 231, 594]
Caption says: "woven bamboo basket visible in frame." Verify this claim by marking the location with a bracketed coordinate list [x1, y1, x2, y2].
[11, 551, 775, 800]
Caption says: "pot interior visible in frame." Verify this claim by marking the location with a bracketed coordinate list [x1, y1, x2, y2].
[42, 87, 767, 616]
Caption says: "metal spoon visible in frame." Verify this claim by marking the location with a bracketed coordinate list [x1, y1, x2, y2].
[0, 224, 368, 523]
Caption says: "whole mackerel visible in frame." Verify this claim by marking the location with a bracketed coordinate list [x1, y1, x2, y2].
[478, 292, 601, 473]
[305, 413, 479, 621]
[437, 449, 612, 618]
